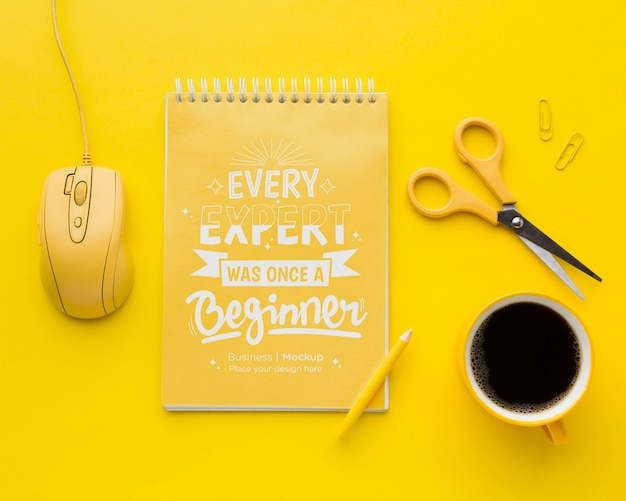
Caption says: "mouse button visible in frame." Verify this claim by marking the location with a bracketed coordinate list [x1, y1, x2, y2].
[68, 167, 93, 243]
[64, 173, 75, 195]
[74, 181, 88, 206]
[69, 217, 87, 243]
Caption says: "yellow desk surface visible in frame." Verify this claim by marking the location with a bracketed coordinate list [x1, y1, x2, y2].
[2, 1, 625, 499]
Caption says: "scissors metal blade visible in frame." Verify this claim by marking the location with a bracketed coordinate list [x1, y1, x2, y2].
[518, 236, 585, 300]
[497, 206, 602, 282]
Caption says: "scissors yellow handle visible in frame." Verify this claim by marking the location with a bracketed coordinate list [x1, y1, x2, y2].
[454, 118, 517, 205]
[407, 167, 499, 225]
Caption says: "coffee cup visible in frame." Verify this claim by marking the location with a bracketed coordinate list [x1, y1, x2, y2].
[459, 293, 592, 445]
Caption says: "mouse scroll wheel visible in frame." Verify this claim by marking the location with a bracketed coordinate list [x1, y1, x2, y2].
[74, 181, 88, 206]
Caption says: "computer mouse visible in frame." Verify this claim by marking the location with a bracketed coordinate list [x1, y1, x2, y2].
[38, 165, 133, 319]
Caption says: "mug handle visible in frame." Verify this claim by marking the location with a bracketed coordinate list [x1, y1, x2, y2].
[542, 419, 568, 445]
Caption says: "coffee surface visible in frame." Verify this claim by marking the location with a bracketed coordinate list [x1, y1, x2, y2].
[470, 302, 580, 413]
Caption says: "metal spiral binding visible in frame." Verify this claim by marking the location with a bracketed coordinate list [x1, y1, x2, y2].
[174, 77, 377, 104]
[187, 78, 196, 103]
[329, 78, 338, 104]
[278, 78, 286, 103]
[291, 77, 299, 103]
[201, 78, 210, 102]
[316, 77, 324, 103]
[265, 78, 273, 103]
[239, 78, 247, 103]
[226, 78, 235, 103]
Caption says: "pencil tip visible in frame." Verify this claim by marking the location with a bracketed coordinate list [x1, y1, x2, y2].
[400, 329, 412, 342]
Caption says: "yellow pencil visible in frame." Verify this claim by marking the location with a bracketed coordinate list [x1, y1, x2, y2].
[339, 329, 412, 438]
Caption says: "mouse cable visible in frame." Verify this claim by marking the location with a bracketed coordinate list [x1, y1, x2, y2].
[51, 0, 91, 166]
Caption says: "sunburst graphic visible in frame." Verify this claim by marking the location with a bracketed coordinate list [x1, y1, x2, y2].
[231, 138, 313, 167]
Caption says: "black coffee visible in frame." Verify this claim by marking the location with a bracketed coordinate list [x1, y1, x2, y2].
[470, 302, 580, 413]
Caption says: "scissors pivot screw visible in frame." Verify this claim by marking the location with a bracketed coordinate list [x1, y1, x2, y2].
[511, 216, 524, 229]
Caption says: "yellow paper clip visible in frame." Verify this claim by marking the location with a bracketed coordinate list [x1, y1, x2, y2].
[555, 132, 584, 170]
[539, 98, 552, 141]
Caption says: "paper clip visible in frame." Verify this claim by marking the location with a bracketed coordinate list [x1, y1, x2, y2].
[539, 98, 552, 141]
[555, 132, 584, 170]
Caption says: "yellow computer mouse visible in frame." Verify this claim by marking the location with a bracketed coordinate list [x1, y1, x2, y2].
[38, 165, 133, 319]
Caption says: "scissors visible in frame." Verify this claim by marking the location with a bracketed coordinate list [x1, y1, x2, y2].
[407, 117, 601, 299]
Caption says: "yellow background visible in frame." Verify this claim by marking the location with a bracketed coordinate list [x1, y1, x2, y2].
[2, 0, 625, 499]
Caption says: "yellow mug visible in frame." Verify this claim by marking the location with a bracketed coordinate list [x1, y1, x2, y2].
[459, 293, 592, 445]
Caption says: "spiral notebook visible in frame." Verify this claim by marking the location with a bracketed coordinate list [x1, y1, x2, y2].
[163, 77, 388, 410]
